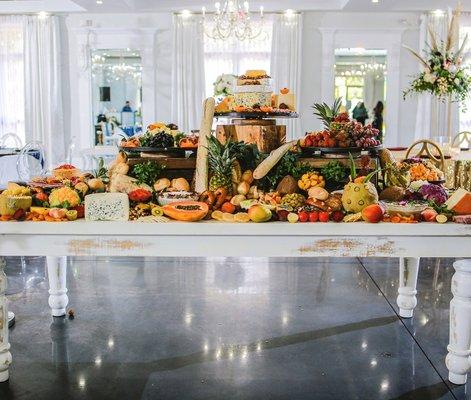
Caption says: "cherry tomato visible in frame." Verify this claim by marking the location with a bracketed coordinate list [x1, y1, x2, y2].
[308, 211, 319, 222]
[319, 211, 330, 222]
[298, 211, 309, 223]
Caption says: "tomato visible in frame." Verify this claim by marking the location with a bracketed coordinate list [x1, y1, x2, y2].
[72, 205, 85, 219]
[298, 211, 309, 222]
[128, 188, 152, 203]
[319, 211, 330, 222]
[35, 192, 48, 203]
[308, 211, 319, 222]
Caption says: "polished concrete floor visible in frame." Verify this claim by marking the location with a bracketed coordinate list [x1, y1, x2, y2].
[0, 256, 468, 400]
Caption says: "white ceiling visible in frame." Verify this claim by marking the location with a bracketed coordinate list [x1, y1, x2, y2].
[0, 0, 466, 14]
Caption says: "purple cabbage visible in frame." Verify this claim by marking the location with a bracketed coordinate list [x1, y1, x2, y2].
[418, 184, 448, 205]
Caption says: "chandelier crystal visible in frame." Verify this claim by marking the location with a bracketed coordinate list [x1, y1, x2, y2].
[202, 0, 265, 41]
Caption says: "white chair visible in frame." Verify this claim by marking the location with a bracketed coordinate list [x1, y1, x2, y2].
[0, 133, 22, 149]
[16, 141, 47, 181]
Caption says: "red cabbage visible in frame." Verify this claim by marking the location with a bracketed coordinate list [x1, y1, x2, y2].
[418, 184, 448, 205]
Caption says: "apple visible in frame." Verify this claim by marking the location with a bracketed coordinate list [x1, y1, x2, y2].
[421, 208, 438, 222]
[361, 204, 384, 223]
[248, 204, 272, 223]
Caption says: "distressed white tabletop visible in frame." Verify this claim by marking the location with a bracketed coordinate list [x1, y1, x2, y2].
[0, 221, 470, 258]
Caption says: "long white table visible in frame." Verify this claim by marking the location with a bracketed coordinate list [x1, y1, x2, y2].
[0, 221, 470, 384]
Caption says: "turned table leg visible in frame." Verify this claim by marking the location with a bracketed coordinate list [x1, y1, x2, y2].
[47, 257, 68, 317]
[446, 259, 471, 385]
[397, 257, 420, 318]
[0, 257, 12, 382]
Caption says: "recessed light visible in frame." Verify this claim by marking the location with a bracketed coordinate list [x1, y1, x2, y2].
[372, 0, 379, 3]
[96, 0, 103, 4]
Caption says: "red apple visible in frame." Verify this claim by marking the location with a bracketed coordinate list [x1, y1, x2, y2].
[361, 204, 384, 223]
[421, 208, 438, 222]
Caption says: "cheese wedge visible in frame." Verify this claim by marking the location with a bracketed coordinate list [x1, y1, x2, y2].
[445, 188, 471, 215]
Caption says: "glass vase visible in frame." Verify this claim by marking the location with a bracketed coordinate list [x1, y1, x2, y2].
[430, 95, 452, 142]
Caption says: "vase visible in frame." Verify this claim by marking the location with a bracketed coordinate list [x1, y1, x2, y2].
[430, 95, 452, 142]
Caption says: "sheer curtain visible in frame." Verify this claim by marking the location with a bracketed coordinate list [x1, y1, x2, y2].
[270, 13, 302, 140]
[24, 15, 65, 168]
[172, 15, 206, 132]
[414, 11, 451, 141]
[0, 16, 25, 142]
[459, 16, 471, 132]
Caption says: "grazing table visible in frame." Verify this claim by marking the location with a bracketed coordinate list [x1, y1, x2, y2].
[0, 221, 470, 384]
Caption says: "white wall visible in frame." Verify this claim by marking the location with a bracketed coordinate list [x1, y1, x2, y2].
[65, 11, 421, 149]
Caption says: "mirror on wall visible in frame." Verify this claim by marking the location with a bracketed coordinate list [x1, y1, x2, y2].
[91, 49, 142, 146]
[334, 48, 387, 139]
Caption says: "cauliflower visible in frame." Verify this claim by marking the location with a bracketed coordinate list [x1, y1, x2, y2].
[49, 187, 81, 208]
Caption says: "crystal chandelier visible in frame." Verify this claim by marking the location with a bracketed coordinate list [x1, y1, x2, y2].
[202, 0, 265, 41]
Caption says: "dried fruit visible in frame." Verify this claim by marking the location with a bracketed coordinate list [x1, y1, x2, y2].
[298, 172, 325, 191]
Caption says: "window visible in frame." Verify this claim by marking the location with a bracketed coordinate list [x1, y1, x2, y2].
[0, 17, 25, 143]
[203, 18, 273, 98]
[459, 26, 471, 132]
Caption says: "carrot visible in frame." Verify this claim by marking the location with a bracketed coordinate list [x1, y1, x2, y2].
[391, 216, 401, 223]
[45, 216, 55, 222]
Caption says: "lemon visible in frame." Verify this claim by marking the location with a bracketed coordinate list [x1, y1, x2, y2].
[222, 213, 235, 222]
[234, 212, 250, 223]
[211, 210, 224, 221]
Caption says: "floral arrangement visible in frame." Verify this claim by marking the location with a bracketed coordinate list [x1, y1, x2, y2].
[403, 6, 471, 102]
[213, 74, 236, 97]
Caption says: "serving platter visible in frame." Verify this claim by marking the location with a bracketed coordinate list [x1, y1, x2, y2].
[119, 146, 187, 158]
[300, 145, 382, 156]
[214, 111, 299, 119]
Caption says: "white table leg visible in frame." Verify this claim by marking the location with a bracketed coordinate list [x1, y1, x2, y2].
[0, 257, 12, 382]
[446, 259, 471, 385]
[397, 257, 420, 318]
[47, 256, 68, 317]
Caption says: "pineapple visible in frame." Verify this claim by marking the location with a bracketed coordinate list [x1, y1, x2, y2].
[312, 98, 342, 129]
[207, 135, 235, 193]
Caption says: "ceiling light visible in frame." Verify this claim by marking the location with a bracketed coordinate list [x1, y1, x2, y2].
[96, 0, 103, 4]
[38, 11, 48, 19]
[372, 0, 379, 3]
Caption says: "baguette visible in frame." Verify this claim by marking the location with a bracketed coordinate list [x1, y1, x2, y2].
[195, 98, 215, 193]
[253, 140, 297, 180]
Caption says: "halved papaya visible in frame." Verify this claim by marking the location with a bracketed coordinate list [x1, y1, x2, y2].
[162, 201, 209, 222]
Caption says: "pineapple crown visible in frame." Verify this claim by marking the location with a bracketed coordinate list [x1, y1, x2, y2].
[312, 98, 342, 129]
[206, 135, 237, 173]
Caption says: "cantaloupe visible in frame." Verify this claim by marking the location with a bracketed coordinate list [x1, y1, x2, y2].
[162, 201, 209, 222]
[445, 188, 471, 215]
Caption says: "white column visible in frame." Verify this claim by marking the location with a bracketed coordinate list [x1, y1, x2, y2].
[397, 257, 420, 318]
[0, 257, 12, 382]
[319, 28, 336, 107]
[446, 259, 471, 385]
[47, 256, 69, 317]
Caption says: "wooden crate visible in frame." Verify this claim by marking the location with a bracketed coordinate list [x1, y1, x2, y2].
[216, 123, 286, 153]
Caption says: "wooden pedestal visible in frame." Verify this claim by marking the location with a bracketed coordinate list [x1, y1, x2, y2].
[216, 119, 286, 153]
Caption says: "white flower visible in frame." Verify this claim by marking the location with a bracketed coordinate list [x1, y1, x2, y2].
[454, 78, 460, 85]
[423, 73, 436, 83]
[449, 65, 457, 74]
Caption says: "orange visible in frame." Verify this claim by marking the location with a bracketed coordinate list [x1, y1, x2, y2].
[221, 202, 236, 214]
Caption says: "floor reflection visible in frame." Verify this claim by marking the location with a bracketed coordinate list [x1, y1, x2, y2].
[0, 256, 462, 400]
